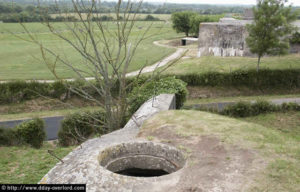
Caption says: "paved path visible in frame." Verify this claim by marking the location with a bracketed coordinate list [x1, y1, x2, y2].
[0, 116, 64, 140]
[188, 98, 300, 112]
[0, 41, 184, 84]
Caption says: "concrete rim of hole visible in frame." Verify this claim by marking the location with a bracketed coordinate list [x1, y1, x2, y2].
[98, 141, 186, 178]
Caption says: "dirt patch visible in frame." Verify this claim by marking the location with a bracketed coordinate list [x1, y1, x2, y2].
[139, 125, 264, 192]
[187, 86, 300, 99]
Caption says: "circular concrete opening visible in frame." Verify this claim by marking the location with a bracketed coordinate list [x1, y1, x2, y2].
[98, 142, 185, 177]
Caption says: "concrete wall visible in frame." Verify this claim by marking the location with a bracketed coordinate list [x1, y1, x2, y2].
[198, 19, 300, 57]
[198, 22, 252, 57]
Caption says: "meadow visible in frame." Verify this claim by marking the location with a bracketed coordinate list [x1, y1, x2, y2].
[162, 54, 300, 75]
[0, 21, 179, 80]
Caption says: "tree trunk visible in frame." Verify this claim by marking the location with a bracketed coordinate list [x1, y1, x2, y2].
[257, 56, 261, 72]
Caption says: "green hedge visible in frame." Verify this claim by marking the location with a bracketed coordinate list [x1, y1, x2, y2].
[172, 69, 300, 88]
[58, 110, 106, 146]
[0, 81, 68, 104]
[221, 101, 300, 117]
[0, 118, 46, 148]
[1, 69, 299, 105]
[128, 77, 188, 114]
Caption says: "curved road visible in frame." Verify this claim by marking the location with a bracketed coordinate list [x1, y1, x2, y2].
[0, 116, 63, 141]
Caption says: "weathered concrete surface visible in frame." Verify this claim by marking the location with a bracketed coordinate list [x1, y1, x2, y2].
[198, 18, 300, 57]
[198, 19, 252, 57]
[40, 94, 183, 191]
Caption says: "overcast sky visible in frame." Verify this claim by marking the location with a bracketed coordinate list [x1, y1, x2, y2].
[139, 0, 300, 6]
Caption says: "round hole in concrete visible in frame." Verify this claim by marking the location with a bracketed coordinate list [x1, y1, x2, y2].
[98, 141, 186, 177]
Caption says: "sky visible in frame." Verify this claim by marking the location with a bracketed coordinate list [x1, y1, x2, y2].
[134, 0, 300, 6]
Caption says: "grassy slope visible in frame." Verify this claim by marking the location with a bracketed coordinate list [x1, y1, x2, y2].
[0, 21, 179, 80]
[141, 110, 300, 192]
[163, 54, 300, 75]
[0, 143, 74, 183]
[241, 111, 300, 141]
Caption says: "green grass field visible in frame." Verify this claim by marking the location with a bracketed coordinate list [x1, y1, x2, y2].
[0, 143, 74, 183]
[163, 54, 300, 75]
[0, 21, 179, 80]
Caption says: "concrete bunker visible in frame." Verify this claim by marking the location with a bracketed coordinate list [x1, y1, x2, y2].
[98, 141, 186, 177]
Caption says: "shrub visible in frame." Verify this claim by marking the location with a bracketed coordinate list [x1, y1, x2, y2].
[14, 118, 46, 148]
[0, 81, 68, 104]
[58, 110, 106, 146]
[290, 32, 300, 44]
[172, 69, 300, 89]
[251, 100, 277, 115]
[222, 102, 253, 117]
[0, 127, 18, 146]
[281, 102, 300, 111]
[144, 15, 159, 21]
[221, 101, 300, 117]
[128, 77, 188, 114]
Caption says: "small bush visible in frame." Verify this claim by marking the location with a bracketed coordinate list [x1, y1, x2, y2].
[251, 100, 277, 115]
[0, 127, 18, 146]
[128, 77, 188, 114]
[222, 102, 253, 117]
[14, 118, 46, 148]
[58, 110, 106, 146]
[144, 15, 160, 21]
[281, 102, 300, 111]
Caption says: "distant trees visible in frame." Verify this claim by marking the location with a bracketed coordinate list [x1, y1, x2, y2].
[144, 14, 159, 21]
[171, 11, 222, 37]
[190, 14, 223, 37]
[246, 0, 298, 72]
[171, 11, 196, 37]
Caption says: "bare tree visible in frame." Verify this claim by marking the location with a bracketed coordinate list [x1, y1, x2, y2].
[16, 0, 179, 132]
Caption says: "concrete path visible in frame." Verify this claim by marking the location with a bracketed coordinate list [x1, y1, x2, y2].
[188, 98, 300, 112]
[0, 116, 64, 140]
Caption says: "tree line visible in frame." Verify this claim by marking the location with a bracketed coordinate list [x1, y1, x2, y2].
[0, 1, 271, 15]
